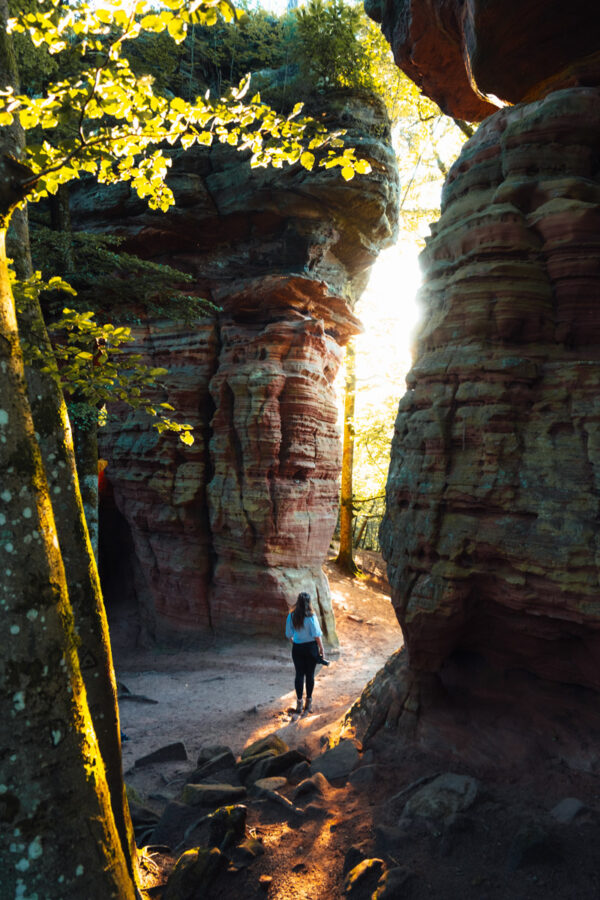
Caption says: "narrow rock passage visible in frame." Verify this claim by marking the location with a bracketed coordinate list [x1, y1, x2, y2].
[114, 556, 402, 770]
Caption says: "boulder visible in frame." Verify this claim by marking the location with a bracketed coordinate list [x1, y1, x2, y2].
[342, 844, 372, 877]
[246, 749, 309, 784]
[241, 735, 289, 759]
[186, 750, 237, 783]
[310, 740, 360, 781]
[181, 784, 246, 807]
[134, 741, 188, 767]
[289, 761, 311, 783]
[162, 847, 226, 900]
[253, 777, 287, 793]
[402, 774, 479, 822]
[348, 765, 378, 789]
[206, 804, 247, 851]
[373, 866, 415, 899]
[197, 745, 233, 766]
[293, 771, 331, 801]
[343, 858, 385, 897]
[151, 801, 208, 849]
[237, 750, 280, 784]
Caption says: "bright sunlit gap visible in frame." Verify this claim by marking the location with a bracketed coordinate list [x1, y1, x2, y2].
[356, 243, 423, 408]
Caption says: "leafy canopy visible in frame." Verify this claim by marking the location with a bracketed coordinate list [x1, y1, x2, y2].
[2, 0, 370, 215]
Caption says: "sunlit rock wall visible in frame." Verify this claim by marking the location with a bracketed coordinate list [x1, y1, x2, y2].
[78, 89, 399, 642]
[351, 0, 600, 757]
[381, 87, 600, 690]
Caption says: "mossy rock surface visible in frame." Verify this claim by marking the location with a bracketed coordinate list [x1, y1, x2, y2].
[343, 858, 385, 897]
[181, 783, 246, 807]
[162, 847, 226, 900]
[241, 734, 289, 759]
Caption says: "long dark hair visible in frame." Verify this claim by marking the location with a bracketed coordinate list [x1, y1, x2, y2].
[291, 592, 313, 630]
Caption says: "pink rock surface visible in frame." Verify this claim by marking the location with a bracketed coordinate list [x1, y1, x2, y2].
[99, 320, 218, 640]
[90, 90, 399, 641]
[208, 311, 343, 639]
[380, 87, 600, 694]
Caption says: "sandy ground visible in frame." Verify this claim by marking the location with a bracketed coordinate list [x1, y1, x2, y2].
[114, 553, 402, 771]
[110, 556, 600, 900]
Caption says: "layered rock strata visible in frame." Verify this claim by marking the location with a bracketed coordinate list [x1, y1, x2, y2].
[354, 0, 600, 763]
[382, 87, 600, 692]
[82, 90, 398, 641]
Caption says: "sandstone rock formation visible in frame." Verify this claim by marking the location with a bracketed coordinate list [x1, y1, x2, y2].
[82, 90, 399, 642]
[365, 0, 600, 120]
[354, 2, 600, 765]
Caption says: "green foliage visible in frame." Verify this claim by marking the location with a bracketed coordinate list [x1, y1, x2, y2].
[28, 225, 217, 323]
[13, 270, 194, 445]
[9, 0, 59, 94]
[294, 0, 370, 92]
[2, 0, 369, 218]
[157, 9, 290, 99]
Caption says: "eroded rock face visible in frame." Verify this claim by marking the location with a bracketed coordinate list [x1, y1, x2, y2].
[207, 308, 342, 637]
[365, 0, 600, 120]
[355, 87, 600, 761]
[353, 0, 600, 768]
[98, 321, 218, 639]
[84, 90, 399, 641]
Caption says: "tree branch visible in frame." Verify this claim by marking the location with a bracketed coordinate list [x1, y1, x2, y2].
[453, 118, 475, 139]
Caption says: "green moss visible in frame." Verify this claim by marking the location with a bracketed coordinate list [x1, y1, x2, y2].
[8, 439, 38, 478]
[30, 396, 63, 440]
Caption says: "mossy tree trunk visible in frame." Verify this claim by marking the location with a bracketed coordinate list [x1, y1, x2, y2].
[15, 288, 138, 882]
[0, 225, 136, 899]
[0, 2, 137, 893]
[336, 339, 361, 576]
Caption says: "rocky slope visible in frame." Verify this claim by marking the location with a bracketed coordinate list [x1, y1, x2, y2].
[79, 89, 399, 643]
[356, 1, 600, 765]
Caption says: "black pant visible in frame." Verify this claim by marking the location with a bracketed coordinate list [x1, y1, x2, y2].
[292, 641, 318, 699]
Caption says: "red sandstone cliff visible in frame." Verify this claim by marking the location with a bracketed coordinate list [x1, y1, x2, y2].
[353, 0, 600, 765]
[79, 90, 399, 643]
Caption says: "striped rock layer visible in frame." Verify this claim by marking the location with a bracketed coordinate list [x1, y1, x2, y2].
[91, 90, 399, 643]
[381, 88, 600, 693]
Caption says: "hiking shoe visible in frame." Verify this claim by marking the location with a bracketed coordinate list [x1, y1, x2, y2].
[295, 698, 303, 715]
[304, 698, 313, 714]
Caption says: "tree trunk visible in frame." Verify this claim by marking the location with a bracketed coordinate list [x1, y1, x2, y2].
[16, 289, 139, 884]
[0, 1, 137, 888]
[336, 340, 361, 576]
[0, 228, 136, 899]
[355, 516, 368, 549]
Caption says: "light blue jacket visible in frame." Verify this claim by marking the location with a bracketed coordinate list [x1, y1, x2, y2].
[285, 612, 323, 644]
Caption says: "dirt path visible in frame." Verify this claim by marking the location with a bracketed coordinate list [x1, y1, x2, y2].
[112, 558, 600, 900]
[114, 556, 402, 773]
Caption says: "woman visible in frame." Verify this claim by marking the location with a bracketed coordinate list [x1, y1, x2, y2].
[285, 591, 328, 715]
